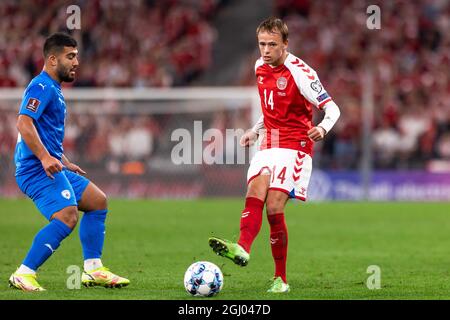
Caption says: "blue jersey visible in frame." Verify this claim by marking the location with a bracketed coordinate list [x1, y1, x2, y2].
[14, 71, 66, 176]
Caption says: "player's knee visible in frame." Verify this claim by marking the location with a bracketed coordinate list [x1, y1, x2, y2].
[65, 209, 79, 229]
[54, 207, 79, 229]
[246, 188, 266, 200]
[97, 191, 108, 210]
[246, 183, 268, 200]
[265, 200, 284, 216]
[246, 175, 269, 200]
[90, 190, 107, 211]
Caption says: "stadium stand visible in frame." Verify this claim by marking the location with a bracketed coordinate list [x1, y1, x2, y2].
[0, 0, 449, 198]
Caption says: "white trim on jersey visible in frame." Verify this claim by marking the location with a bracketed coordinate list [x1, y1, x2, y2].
[254, 57, 264, 74]
[284, 53, 332, 110]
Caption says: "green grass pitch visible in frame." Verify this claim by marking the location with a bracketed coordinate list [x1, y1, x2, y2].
[1, 199, 450, 300]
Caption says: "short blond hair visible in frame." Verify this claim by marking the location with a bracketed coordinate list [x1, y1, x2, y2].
[256, 17, 289, 42]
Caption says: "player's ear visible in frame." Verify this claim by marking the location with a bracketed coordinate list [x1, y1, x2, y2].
[48, 54, 58, 67]
[283, 39, 288, 50]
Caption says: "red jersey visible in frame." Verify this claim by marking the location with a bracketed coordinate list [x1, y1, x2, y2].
[255, 53, 333, 156]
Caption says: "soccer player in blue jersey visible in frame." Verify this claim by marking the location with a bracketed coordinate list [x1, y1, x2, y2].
[9, 33, 129, 291]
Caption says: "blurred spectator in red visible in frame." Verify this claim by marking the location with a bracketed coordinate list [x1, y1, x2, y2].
[0, 0, 222, 88]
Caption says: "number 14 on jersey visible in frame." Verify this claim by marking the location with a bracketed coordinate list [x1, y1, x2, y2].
[263, 89, 274, 110]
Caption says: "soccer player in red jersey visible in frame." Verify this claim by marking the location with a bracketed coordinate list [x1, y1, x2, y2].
[209, 17, 341, 293]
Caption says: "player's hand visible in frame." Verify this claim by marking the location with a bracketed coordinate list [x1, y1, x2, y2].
[240, 130, 259, 147]
[65, 162, 87, 175]
[41, 154, 64, 179]
[307, 126, 326, 142]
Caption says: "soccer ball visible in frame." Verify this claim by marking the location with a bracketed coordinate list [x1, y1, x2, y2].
[184, 261, 224, 297]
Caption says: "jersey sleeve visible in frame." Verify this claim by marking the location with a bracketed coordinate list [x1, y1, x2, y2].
[317, 101, 341, 134]
[18, 84, 53, 120]
[254, 58, 264, 75]
[287, 60, 333, 110]
[298, 70, 332, 109]
[251, 114, 264, 134]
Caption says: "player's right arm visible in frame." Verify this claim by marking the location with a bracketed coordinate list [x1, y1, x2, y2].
[17, 83, 63, 179]
[240, 58, 267, 147]
[240, 115, 264, 147]
[16, 115, 63, 179]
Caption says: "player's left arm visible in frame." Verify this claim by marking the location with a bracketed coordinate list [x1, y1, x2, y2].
[61, 154, 86, 175]
[308, 101, 341, 141]
[293, 65, 341, 141]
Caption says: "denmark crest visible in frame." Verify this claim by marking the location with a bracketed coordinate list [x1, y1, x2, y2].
[276, 77, 287, 90]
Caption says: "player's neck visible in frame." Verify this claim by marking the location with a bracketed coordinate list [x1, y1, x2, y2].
[268, 51, 289, 68]
[42, 67, 62, 84]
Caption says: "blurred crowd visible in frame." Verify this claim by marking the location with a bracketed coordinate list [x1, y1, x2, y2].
[0, 0, 449, 173]
[0, 107, 245, 179]
[272, 0, 450, 170]
[0, 108, 162, 176]
[0, 0, 222, 87]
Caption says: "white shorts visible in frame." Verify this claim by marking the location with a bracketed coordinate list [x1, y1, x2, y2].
[247, 148, 313, 201]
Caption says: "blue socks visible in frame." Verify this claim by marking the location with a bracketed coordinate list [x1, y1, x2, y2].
[21, 210, 107, 271]
[22, 218, 72, 271]
[79, 210, 107, 259]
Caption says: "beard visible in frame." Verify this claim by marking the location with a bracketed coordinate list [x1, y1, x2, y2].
[57, 65, 75, 82]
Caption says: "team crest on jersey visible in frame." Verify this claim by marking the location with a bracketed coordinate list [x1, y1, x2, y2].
[25, 98, 40, 113]
[276, 77, 288, 90]
[310, 80, 322, 93]
[61, 190, 71, 200]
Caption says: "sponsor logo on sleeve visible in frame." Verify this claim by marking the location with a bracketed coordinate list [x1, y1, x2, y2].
[317, 92, 330, 102]
[310, 80, 323, 93]
[25, 98, 41, 112]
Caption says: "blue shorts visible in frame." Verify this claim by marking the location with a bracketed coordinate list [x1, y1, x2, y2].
[16, 167, 90, 221]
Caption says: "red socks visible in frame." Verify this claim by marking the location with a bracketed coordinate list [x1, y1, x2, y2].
[237, 200, 288, 283]
[268, 213, 288, 283]
[237, 197, 264, 253]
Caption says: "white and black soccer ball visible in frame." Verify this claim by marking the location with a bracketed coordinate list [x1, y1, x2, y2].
[184, 261, 224, 297]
